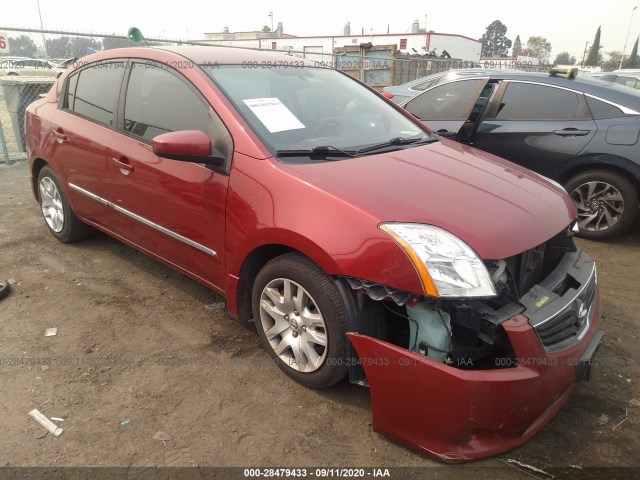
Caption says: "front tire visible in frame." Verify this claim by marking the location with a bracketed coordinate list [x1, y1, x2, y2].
[252, 253, 348, 388]
[565, 169, 639, 240]
[37, 166, 91, 243]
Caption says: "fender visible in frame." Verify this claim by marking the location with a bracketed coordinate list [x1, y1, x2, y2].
[559, 153, 640, 186]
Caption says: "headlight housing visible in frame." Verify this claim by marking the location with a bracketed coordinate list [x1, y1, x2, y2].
[380, 223, 497, 298]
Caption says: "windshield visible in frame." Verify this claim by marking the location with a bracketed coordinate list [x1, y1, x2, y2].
[203, 65, 431, 157]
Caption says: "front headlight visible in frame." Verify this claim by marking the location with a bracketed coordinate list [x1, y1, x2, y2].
[380, 223, 497, 298]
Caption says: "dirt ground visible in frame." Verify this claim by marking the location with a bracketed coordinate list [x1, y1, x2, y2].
[1, 161, 639, 478]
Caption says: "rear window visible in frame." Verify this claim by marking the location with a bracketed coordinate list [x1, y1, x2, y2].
[586, 96, 625, 119]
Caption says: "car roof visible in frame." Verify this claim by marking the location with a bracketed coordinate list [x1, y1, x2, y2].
[395, 68, 507, 89]
[592, 72, 640, 78]
[86, 45, 319, 67]
[477, 71, 640, 111]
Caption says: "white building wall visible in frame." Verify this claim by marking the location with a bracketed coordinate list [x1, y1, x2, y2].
[200, 33, 480, 63]
[427, 35, 481, 63]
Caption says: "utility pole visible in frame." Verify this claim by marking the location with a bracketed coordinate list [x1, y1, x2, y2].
[36, 0, 48, 59]
[268, 11, 274, 33]
[581, 41, 589, 65]
[620, 5, 638, 69]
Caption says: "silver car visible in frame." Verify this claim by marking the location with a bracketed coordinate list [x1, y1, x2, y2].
[382, 69, 497, 104]
[590, 70, 640, 90]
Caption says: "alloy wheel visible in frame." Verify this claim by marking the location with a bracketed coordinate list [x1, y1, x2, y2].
[570, 181, 624, 232]
[259, 278, 328, 373]
[39, 176, 65, 233]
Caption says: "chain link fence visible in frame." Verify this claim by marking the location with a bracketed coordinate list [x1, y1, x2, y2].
[0, 26, 469, 164]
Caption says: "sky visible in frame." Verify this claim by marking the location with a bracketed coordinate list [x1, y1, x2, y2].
[2, 0, 639, 61]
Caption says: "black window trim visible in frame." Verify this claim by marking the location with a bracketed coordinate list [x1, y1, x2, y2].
[57, 56, 234, 175]
[116, 60, 211, 144]
[405, 77, 491, 121]
[116, 59, 234, 175]
[58, 59, 128, 129]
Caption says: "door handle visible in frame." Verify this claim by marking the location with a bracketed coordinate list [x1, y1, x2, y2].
[112, 157, 135, 174]
[553, 128, 590, 137]
[52, 129, 66, 142]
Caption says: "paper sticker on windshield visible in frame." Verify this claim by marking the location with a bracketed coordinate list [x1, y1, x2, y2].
[243, 98, 305, 133]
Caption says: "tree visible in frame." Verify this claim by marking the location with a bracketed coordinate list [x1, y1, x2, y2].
[103, 36, 130, 50]
[512, 35, 523, 57]
[44, 36, 102, 59]
[480, 20, 512, 57]
[554, 51, 576, 65]
[69, 37, 102, 58]
[524, 36, 552, 63]
[7, 35, 39, 57]
[626, 37, 639, 68]
[46, 36, 72, 58]
[605, 51, 623, 70]
[261, 25, 271, 33]
[586, 26, 602, 66]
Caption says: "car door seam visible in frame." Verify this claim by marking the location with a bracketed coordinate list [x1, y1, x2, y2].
[67, 183, 217, 257]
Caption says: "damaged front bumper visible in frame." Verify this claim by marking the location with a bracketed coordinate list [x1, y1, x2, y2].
[346, 251, 602, 462]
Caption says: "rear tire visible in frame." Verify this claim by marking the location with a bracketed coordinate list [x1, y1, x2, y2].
[37, 166, 92, 243]
[565, 169, 639, 240]
[252, 253, 349, 388]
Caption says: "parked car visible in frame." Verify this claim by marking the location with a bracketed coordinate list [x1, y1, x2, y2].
[400, 70, 640, 239]
[590, 70, 640, 90]
[1, 58, 64, 78]
[382, 69, 498, 104]
[26, 46, 602, 462]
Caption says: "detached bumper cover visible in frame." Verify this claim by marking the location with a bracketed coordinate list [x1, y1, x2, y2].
[347, 291, 601, 463]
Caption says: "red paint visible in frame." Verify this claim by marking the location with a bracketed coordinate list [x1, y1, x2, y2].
[153, 130, 212, 158]
[25, 46, 597, 461]
[347, 292, 601, 462]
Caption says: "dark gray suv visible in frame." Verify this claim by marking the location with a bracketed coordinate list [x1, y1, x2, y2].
[400, 71, 640, 239]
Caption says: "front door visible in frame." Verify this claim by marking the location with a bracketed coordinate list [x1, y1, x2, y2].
[104, 62, 231, 289]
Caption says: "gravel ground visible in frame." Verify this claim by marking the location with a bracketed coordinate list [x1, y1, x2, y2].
[1, 161, 639, 478]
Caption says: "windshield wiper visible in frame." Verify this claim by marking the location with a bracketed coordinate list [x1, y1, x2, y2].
[356, 136, 438, 155]
[276, 146, 356, 159]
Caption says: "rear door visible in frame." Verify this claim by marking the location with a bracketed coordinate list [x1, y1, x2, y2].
[50, 61, 125, 222]
[473, 81, 597, 178]
[104, 62, 232, 288]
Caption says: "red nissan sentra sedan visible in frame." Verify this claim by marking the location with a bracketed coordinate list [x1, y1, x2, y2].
[25, 46, 603, 461]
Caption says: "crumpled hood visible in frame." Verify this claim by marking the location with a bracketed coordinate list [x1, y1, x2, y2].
[281, 139, 575, 259]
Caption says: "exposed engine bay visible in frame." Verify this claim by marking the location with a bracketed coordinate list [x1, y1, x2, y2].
[340, 227, 594, 382]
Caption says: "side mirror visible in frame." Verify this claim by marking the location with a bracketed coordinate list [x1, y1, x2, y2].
[152, 130, 225, 167]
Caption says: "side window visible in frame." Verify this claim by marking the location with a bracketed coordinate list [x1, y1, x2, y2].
[405, 79, 487, 121]
[70, 62, 124, 125]
[495, 83, 583, 120]
[123, 63, 210, 142]
[586, 96, 625, 119]
[615, 76, 639, 89]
